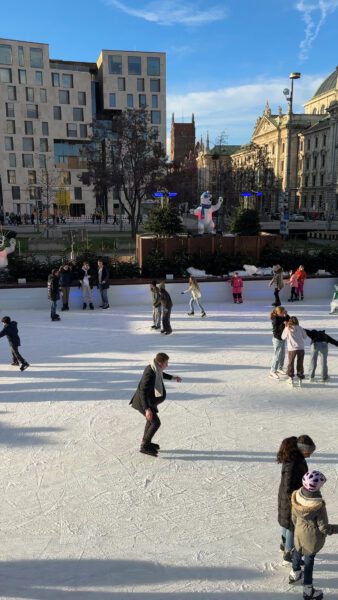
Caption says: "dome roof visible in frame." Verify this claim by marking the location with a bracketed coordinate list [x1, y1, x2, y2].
[312, 67, 338, 98]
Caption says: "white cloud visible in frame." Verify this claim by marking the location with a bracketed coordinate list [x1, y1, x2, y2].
[295, 0, 338, 60]
[108, 0, 227, 26]
[167, 75, 324, 148]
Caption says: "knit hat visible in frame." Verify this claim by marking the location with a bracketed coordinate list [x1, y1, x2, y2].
[302, 470, 326, 492]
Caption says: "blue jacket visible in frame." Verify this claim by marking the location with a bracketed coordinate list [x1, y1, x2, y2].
[0, 321, 21, 347]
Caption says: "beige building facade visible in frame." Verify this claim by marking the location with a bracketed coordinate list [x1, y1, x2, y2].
[0, 38, 166, 218]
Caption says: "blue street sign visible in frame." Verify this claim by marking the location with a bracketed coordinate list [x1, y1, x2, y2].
[168, 192, 177, 197]
[153, 192, 164, 198]
[256, 192, 262, 196]
[241, 192, 252, 197]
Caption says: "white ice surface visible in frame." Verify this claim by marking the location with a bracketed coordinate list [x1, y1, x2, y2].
[0, 301, 337, 600]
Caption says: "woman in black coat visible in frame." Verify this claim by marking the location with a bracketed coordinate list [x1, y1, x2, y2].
[277, 435, 315, 563]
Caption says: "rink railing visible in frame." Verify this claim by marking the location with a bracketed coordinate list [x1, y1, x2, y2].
[0, 277, 336, 310]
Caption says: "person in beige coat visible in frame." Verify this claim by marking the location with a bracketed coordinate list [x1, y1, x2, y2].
[289, 470, 338, 600]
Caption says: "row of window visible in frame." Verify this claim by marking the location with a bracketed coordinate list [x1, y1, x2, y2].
[5, 153, 47, 168]
[301, 134, 327, 152]
[4, 104, 86, 124]
[5, 136, 49, 151]
[0, 44, 43, 68]
[108, 55, 160, 77]
[301, 194, 324, 209]
[303, 174, 325, 187]
[5, 84, 86, 105]
[109, 93, 160, 120]
[10, 184, 83, 201]
[112, 77, 160, 93]
[303, 154, 326, 170]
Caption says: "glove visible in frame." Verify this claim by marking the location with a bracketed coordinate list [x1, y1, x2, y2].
[181, 292, 185, 295]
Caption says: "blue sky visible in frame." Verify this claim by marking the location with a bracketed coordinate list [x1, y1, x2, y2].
[2, 0, 338, 148]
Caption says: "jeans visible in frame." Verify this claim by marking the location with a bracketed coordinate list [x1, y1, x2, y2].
[142, 412, 161, 445]
[309, 341, 328, 380]
[292, 549, 316, 585]
[287, 349, 305, 379]
[153, 305, 161, 328]
[274, 288, 281, 306]
[82, 284, 93, 303]
[281, 526, 294, 552]
[11, 345, 26, 366]
[290, 286, 298, 301]
[99, 285, 109, 307]
[162, 307, 172, 333]
[271, 338, 286, 372]
[189, 297, 205, 313]
[61, 286, 70, 306]
[51, 300, 57, 318]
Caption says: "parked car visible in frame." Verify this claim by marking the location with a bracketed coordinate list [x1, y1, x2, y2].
[289, 214, 305, 221]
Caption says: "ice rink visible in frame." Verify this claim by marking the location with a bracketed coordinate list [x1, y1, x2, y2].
[0, 300, 337, 600]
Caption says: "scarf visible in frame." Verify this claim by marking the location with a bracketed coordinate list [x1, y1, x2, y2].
[200, 203, 210, 220]
[150, 359, 164, 398]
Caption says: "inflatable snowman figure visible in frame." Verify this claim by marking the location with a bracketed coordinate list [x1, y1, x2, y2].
[0, 234, 16, 268]
[191, 191, 223, 235]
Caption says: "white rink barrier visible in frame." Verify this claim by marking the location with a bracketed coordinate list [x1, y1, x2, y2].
[0, 277, 336, 310]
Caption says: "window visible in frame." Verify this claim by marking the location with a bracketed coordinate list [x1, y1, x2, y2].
[117, 77, 125, 91]
[307, 139, 311, 150]
[6, 120, 15, 134]
[150, 78, 160, 92]
[28, 170, 36, 184]
[312, 174, 316, 186]
[320, 105, 325, 114]
[0, 44, 12, 65]
[52, 72, 60, 86]
[315, 136, 318, 148]
[311, 195, 315, 208]
[18, 46, 24, 66]
[78, 91, 86, 105]
[323, 134, 327, 146]
[67, 123, 77, 137]
[26, 87, 34, 101]
[282, 143, 285, 153]
[128, 56, 141, 75]
[313, 156, 317, 169]
[7, 170, 16, 184]
[147, 57, 160, 76]
[23, 121, 32, 136]
[313, 108, 317, 115]
[127, 94, 134, 108]
[6, 102, 15, 117]
[108, 55, 122, 74]
[79, 124, 87, 137]
[59, 90, 70, 104]
[319, 194, 323, 208]
[42, 121, 49, 136]
[18, 69, 26, 84]
[29, 187, 41, 200]
[151, 110, 161, 124]
[151, 95, 158, 108]
[139, 94, 146, 108]
[53, 105, 62, 120]
[27, 104, 38, 118]
[305, 158, 310, 170]
[22, 154, 34, 168]
[0, 67, 12, 83]
[35, 71, 43, 85]
[62, 73, 73, 88]
[40, 88, 47, 102]
[60, 171, 71, 185]
[305, 176, 309, 187]
[74, 187, 82, 200]
[320, 174, 324, 186]
[109, 93, 116, 107]
[321, 154, 326, 167]
[40, 138, 48, 152]
[9, 153, 16, 167]
[8, 85, 16, 100]
[23, 138, 34, 151]
[39, 154, 46, 168]
[30, 47, 43, 68]
[137, 78, 144, 92]
[5, 137, 14, 151]
[73, 107, 84, 121]
[12, 186, 20, 200]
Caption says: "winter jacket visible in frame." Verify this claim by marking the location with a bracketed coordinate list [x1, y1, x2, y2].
[271, 314, 290, 340]
[292, 487, 338, 555]
[159, 289, 173, 310]
[289, 274, 298, 288]
[47, 274, 60, 301]
[281, 324, 307, 351]
[97, 265, 110, 289]
[59, 268, 73, 287]
[151, 287, 161, 308]
[230, 276, 243, 293]
[79, 267, 94, 289]
[0, 321, 21, 347]
[296, 268, 307, 284]
[129, 365, 173, 413]
[278, 452, 308, 529]
[183, 285, 202, 300]
[305, 329, 338, 347]
[270, 268, 284, 290]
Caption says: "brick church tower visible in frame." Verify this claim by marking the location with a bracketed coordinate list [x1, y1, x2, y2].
[170, 113, 196, 165]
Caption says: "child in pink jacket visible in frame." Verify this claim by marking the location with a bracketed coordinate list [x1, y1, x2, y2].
[230, 272, 243, 303]
[288, 270, 299, 302]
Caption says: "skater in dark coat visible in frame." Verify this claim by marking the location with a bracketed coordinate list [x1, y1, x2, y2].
[0, 316, 29, 370]
[305, 328, 338, 382]
[277, 435, 316, 564]
[130, 352, 181, 456]
[158, 282, 173, 335]
[47, 269, 61, 321]
[59, 263, 73, 311]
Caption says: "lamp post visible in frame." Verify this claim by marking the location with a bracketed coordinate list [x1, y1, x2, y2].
[281, 72, 301, 238]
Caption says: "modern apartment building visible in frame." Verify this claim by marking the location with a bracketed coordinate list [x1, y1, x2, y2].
[0, 38, 166, 218]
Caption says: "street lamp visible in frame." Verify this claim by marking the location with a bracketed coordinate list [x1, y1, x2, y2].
[281, 72, 301, 238]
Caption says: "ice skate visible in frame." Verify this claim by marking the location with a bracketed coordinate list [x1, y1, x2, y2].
[287, 377, 294, 386]
[20, 362, 29, 371]
[277, 368, 287, 375]
[289, 568, 303, 584]
[201, 311, 206, 317]
[140, 444, 158, 457]
[303, 585, 323, 600]
[282, 550, 292, 565]
[298, 378, 303, 388]
[82, 302, 87, 310]
[269, 371, 279, 380]
[187, 312, 194, 316]
[89, 303, 94, 310]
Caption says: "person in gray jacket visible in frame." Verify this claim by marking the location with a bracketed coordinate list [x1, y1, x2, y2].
[269, 264, 284, 307]
[289, 470, 338, 600]
[150, 280, 161, 330]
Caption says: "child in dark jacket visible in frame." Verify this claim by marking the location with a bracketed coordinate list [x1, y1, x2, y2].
[305, 329, 338, 382]
[0, 316, 29, 370]
[289, 470, 338, 600]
